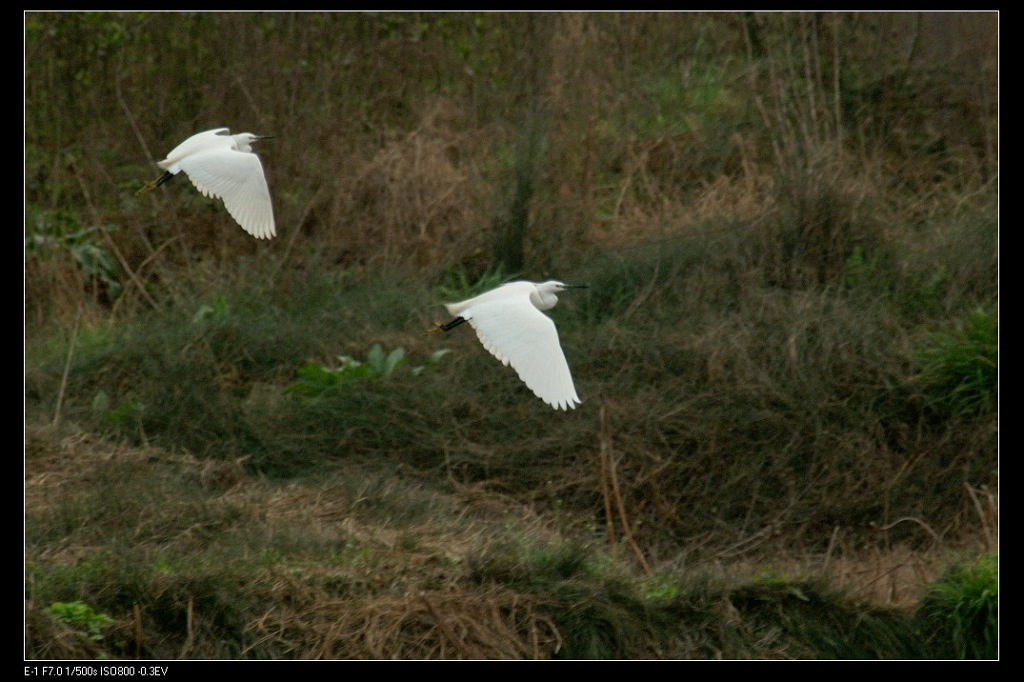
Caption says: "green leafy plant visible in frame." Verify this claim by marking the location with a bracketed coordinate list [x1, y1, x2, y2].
[49, 601, 115, 642]
[192, 296, 232, 324]
[25, 211, 123, 301]
[913, 306, 998, 417]
[640, 575, 683, 602]
[917, 554, 998, 659]
[841, 244, 892, 294]
[286, 344, 450, 399]
[91, 391, 145, 432]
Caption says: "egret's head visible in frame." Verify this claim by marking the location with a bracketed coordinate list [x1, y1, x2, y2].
[533, 280, 588, 310]
[233, 133, 273, 153]
[540, 280, 588, 293]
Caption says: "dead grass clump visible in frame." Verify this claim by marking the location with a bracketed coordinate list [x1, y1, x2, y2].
[26, 423, 268, 549]
[755, 160, 885, 290]
[248, 587, 561, 659]
[723, 578, 921, 659]
[894, 200, 998, 317]
[311, 102, 489, 270]
[24, 249, 106, 337]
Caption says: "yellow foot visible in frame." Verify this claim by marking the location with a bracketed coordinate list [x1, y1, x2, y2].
[136, 181, 158, 196]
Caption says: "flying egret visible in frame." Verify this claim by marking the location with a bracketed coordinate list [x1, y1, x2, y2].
[430, 280, 587, 410]
[138, 127, 276, 239]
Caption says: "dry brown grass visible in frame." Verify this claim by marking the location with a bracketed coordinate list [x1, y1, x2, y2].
[242, 585, 561, 659]
[24, 426, 991, 659]
[296, 98, 493, 270]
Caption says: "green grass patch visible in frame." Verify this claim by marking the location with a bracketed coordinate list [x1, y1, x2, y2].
[914, 306, 998, 418]
[917, 553, 998, 659]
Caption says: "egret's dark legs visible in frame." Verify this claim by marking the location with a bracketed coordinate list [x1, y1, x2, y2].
[426, 316, 467, 335]
[137, 170, 175, 195]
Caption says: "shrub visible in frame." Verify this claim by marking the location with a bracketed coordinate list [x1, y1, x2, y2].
[48, 601, 115, 642]
[914, 306, 998, 418]
[917, 553, 998, 659]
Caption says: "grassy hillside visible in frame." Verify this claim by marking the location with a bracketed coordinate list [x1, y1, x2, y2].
[25, 12, 998, 659]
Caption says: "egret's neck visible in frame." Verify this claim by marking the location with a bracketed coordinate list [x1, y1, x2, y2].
[531, 290, 558, 311]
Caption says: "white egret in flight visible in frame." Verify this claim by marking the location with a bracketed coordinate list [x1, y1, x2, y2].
[138, 127, 276, 239]
[430, 280, 586, 410]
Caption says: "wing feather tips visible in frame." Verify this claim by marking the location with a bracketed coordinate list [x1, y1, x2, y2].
[518, 358, 581, 410]
[548, 397, 580, 411]
[545, 393, 582, 411]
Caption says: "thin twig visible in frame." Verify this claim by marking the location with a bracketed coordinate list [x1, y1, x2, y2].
[963, 483, 995, 552]
[112, 73, 163, 262]
[52, 306, 82, 428]
[68, 154, 158, 308]
[178, 597, 194, 659]
[419, 592, 472, 659]
[268, 185, 325, 290]
[600, 397, 652, 575]
[133, 603, 142, 659]
[822, 524, 841, 573]
[116, 73, 157, 172]
[876, 516, 940, 548]
[699, 525, 774, 565]
[598, 398, 617, 548]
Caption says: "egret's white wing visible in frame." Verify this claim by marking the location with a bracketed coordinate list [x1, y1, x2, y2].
[463, 296, 581, 410]
[444, 281, 533, 317]
[178, 148, 276, 239]
[158, 128, 230, 172]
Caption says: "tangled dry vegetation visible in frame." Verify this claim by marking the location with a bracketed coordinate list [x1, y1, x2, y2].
[27, 423, 991, 660]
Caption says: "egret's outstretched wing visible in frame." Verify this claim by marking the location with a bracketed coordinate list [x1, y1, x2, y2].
[462, 295, 581, 410]
[178, 149, 276, 239]
[158, 128, 230, 172]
